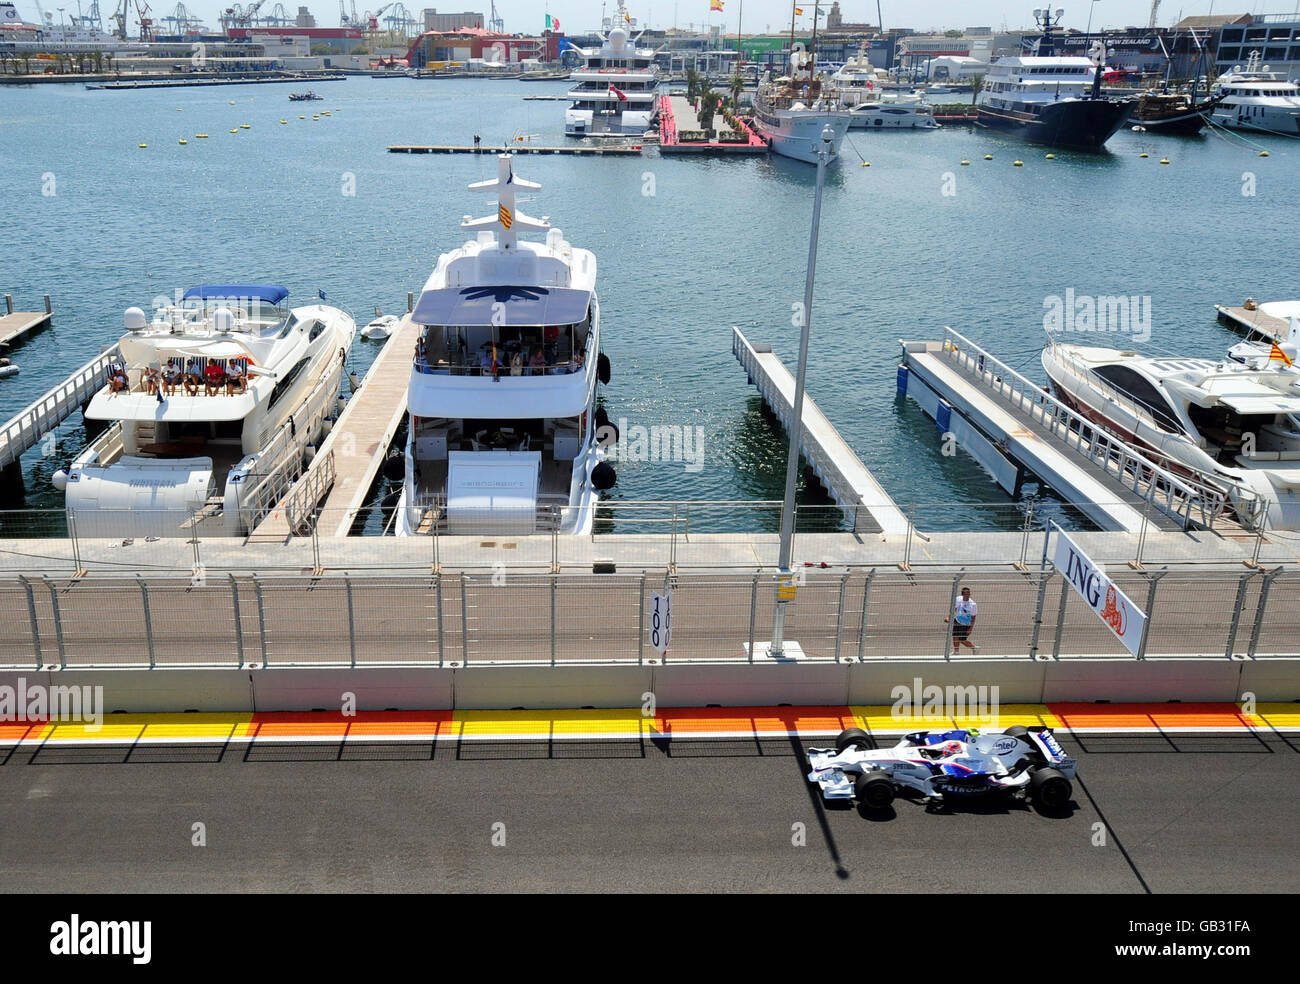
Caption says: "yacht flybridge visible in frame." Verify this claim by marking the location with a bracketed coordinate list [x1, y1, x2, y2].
[58, 285, 356, 536]
[564, 2, 659, 137]
[394, 155, 615, 537]
[1211, 52, 1300, 135]
[1042, 338, 1300, 530]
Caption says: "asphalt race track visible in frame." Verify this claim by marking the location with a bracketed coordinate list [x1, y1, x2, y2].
[1, 730, 1295, 893]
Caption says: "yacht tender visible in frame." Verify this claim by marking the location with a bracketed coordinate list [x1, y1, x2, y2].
[394, 155, 615, 537]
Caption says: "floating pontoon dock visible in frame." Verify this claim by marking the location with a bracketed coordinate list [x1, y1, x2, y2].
[898, 329, 1242, 534]
[252, 314, 420, 540]
[0, 294, 53, 348]
[732, 327, 909, 536]
[389, 144, 643, 155]
[658, 94, 768, 155]
[1216, 302, 1296, 343]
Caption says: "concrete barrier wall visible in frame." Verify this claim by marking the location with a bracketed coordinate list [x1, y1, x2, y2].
[2, 659, 1293, 714]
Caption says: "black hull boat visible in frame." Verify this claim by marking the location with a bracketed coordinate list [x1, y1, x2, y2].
[977, 97, 1134, 150]
[1130, 92, 1224, 135]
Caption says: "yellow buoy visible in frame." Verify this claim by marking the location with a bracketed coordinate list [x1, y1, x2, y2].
[1160, 158, 1170, 164]
[983, 154, 993, 160]
[240, 123, 250, 129]
[861, 161, 870, 167]
[178, 138, 187, 144]
[195, 133, 208, 138]
[1045, 153, 1055, 159]
[960, 159, 970, 165]
[1259, 150, 1270, 157]
[1013, 160, 1024, 166]
[299, 115, 306, 119]
[228, 100, 235, 105]
[138, 143, 147, 148]
[334, 107, 341, 111]
[280, 119, 288, 124]
[176, 107, 183, 111]
[229, 128, 239, 133]
[1139, 152, 1149, 158]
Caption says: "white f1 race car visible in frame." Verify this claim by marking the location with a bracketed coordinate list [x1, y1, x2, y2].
[807, 726, 1078, 812]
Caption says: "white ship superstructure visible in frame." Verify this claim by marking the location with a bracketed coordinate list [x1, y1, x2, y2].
[1211, 52, 1300, 135]
[564, 1, 659, 136]
[395, 155, 615, 537]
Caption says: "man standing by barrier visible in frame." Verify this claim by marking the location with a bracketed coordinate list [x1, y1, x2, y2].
[947, 586, 979, 656]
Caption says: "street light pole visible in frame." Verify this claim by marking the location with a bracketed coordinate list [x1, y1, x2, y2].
[769, 123, 833, 658]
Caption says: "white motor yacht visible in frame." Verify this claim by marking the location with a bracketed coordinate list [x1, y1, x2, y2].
[57, 285, 356, 536]
[831, 45, 938, 130]
[752, 45, 852, 164]
[564, 2, 659, 137]
[394, 155, 615, 537]
[1210, 52, 1300, 135]
[1042, 338, 1300, 529]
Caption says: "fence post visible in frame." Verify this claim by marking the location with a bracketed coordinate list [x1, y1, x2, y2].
[459, 574, 469, 666]
[1224, 571, 1256, 659]
[1027, 569, 1051, 659]
[435, 574, 445, 668]
[43, 576, 67, 669]
[856, 569, 874, 661]
[1246, 567, 1282, 659]
[1132, 504, 1150, 569]
[253, 575, 269, 667]
[67, 507, 83, 574]
[748, 572, 759, 664]
[1134, 570, 1165, 660]
[1051, 578, 1070, 659]
[190, 506, 202, 574]
[312, 513, 322, 574]
[637, 573, 647, 666]
[138, 576, 156, 670]
[549, 574, 557, 668]
[1017, 500, 1035, 570]
[670, 503, 678, 570]
[942, 572, 962, 659]
[229, 574, 245, 670]
[17, 575, 42, 670]
[833, 572, 849, 662]
[900, 507, 915, 570]
[345, 576, 357, 669]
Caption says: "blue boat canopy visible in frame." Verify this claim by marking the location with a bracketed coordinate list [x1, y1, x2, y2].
[413, 286, 591, 327]
[183, 284, 290, 305]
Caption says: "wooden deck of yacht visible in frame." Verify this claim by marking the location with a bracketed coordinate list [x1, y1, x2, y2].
[252, 315, 419, 540]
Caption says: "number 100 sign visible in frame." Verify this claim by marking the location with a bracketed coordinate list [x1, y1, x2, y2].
[649, 591, 672, 655]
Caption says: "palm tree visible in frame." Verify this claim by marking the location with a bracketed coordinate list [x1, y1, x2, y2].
[970, 73, 985, 106]
[698, 87, 721, 132]
[729, 73, 745, 110]
[685, 66, 701, 104]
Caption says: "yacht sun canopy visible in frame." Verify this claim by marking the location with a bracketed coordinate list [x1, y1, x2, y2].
[413, 286, 591, 328]
[183, 284, 289, 305]
[1218, 394, 1300, 416]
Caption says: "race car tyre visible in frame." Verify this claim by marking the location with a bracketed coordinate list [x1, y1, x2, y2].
[835, 728, 876, 753]
[854, 771, 895, 810]
[1003, 726, 1032, 739]
[1029, 767, 1072, 810]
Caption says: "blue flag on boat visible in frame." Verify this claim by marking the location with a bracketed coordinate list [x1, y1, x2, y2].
[317, 289, 327, 301]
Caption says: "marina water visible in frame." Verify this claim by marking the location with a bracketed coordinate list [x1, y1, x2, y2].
[2, 77, 1297, 532]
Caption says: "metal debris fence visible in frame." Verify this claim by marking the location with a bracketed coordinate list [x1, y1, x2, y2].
[0, 567, 1295, 670]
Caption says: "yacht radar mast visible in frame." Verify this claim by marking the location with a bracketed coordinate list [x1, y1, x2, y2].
[461, 155, 548, 252]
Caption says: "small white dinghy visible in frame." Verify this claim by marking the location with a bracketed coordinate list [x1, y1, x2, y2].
[0, 358, 18, 379]
[361, 314, 399, 340]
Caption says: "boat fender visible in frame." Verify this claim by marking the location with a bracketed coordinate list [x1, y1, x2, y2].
[597, 352, 611, 385]
[322, 417, 334, 436]
[597, 422, 619, 447]
[52, 469, 69, 492]
[289, 416, 296, 438]
[348, 370, 361, 392]
[591, 461, 617, 491]
[382, 453, 405, 482]
[304, 444, 316, 462]
[594, 405, 610, 429]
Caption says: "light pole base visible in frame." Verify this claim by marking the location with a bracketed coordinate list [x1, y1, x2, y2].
[745, 640, 806, 661]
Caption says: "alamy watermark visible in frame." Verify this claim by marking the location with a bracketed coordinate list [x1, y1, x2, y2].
[1043, 288, 1152, 343]
[891, 677, 1000, 728]
[0, 677, 104, 730]
[599, 418, 706, 473]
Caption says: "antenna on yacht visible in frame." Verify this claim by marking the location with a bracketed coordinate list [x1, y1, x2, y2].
[462, 155, 548, 251]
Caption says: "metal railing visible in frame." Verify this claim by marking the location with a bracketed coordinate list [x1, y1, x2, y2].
[0, 344, 121, 470]
[942, 328, 1240, 531]
[1, 567, 1294, 670]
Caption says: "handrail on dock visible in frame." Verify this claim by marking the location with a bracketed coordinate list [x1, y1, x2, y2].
[938, 327, 1249, 531]
[0, 345, 121, 470]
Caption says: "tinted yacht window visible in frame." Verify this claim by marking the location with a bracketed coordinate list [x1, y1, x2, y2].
[1093, 365, 1185, 434]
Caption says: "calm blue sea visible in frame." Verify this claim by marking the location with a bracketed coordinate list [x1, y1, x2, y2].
[1, 77, 1297, 531]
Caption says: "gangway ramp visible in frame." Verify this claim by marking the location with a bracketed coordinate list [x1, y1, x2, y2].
[252, 315, 419, 540]
[899, 329, 1234, 534]
[733, 327, 909, 536]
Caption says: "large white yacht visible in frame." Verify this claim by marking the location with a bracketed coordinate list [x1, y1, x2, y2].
[394, 155, 614, 537]
[1042, 339, 1300, 529]
[752, 46, 852, 164]
[564, 2, 659, 137]
[831, 45, 938, 130]
[974, 8, 1133, 150]
[58, 286, 356, 536]
[1210, 52, 1300, 135]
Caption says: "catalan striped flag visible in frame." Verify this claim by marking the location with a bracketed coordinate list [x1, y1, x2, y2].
[1269, 342, 1293, 367]
[499, 204, 513, 229]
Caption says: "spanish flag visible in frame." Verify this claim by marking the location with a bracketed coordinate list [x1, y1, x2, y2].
[711, 0, 724, 11]
[1269, 342, 1293, 367]
[794, 6, 804, 14]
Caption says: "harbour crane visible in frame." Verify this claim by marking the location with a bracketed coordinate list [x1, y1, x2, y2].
[488, 0, 502, 34]
[1148, 0, 1160, 30]
[366, 2, 393, 30]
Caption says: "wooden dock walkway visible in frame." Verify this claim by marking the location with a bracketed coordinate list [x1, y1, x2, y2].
[0, 294, 52, 348]
[733, 328, 909, 536]
[252, 315, 420, 540]
[1216, 302, 1297, 343]
[389, 144, 643, 155]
